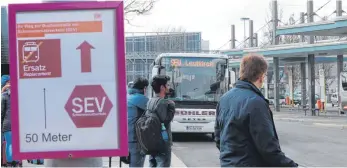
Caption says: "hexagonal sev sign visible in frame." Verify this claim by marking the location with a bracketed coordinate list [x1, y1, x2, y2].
[64, 85, 113, 128]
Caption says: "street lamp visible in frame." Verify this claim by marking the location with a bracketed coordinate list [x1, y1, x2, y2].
[240, 17, 250, 48]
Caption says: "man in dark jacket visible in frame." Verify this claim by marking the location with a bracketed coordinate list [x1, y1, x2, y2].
[148, 75, 175, 167]
[127, 77, 149, 167]
[215, 54, 298, 167]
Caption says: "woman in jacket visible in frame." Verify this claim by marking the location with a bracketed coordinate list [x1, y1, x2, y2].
[1, 75, 21, 166]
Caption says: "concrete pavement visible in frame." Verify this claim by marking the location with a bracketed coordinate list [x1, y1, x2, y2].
[276, 120, 347, 167]
[18, 110, 347, 167]
[172, 114, 347, 167]
[104, 154, 187, 168]
[273, 110, 347, 129]
[172, 133, 219, 167]
[23, 153, 187, 167]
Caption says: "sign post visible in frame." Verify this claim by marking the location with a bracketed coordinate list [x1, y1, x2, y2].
[8, 1, 128, 160]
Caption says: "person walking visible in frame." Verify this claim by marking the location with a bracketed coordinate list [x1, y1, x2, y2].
[214, 54, 298, 167]
[1, 75, 22, 166]
[147, 75, 175, 167]
[126, 77, 149, 167]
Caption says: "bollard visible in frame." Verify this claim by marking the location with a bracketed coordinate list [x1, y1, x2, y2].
[286, 96, 290, 105]
[317, 99, 321, 112]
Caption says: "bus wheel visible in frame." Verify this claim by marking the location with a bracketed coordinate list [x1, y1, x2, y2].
[211, 133, 215, 141]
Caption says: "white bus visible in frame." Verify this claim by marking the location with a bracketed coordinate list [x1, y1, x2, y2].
[150, 53, 234, 138]
[339, 71, 347, 114]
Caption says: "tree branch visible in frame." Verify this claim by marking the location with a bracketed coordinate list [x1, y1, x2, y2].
[125, 0, 156, 15]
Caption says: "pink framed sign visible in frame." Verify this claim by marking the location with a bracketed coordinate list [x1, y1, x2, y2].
[8, 1, 128, 160]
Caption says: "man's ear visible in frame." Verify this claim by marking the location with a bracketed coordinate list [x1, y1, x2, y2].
[258, 75, 263, 84]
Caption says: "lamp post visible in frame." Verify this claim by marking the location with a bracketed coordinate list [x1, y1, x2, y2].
[240, 17, 250, 48]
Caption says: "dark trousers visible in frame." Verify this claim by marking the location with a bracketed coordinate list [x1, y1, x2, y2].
[149, 143, 171, 167]
[129, 142, 145, 167]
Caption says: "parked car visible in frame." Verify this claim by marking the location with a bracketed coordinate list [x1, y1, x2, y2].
[293, 94, 319, 106]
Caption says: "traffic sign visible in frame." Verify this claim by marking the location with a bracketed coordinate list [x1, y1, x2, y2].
[8, 1, 128, 160]
[64, 85, 113, 128]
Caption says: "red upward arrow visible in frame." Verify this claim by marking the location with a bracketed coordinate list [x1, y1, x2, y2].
[76, 41, 95, 73]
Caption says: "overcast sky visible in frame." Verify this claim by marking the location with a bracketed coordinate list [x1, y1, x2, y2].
[1, 0, 346, 50]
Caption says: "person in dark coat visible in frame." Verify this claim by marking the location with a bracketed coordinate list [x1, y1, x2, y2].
[215, 54, 298, 167]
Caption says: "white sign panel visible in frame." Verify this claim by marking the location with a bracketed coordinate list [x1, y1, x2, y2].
[9, 1, 128, 159]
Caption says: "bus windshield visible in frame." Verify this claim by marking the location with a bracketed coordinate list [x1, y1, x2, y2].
[341, 72, 347, 91]
[161, 57, 227, 102]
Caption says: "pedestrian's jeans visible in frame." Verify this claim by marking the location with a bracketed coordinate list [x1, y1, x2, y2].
[149, 143, 171, 167]
[3, 131, 13, 162]
[129, 142, 145, 167]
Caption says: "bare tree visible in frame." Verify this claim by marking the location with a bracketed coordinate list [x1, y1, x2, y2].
[262, 2, 301, 47]
[315, 63, 335, 92]
[277, 14, 301, 45]
[311, 16, 335, 93]
[261, 2, 283, 47]
[262, 7, 336, 95]
[155, 26, 187, 33]
[283, 65, 301, 92]
[262, 5, 301, 90]
[150, 26, 189, 52]
[314, 16, 336, 41]
[124, 0, 157, 24]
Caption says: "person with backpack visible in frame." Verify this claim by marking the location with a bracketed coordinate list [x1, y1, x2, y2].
[135, 75, 175, 167]
[1, 75, 22, 167]
[126, 77, 149, 167]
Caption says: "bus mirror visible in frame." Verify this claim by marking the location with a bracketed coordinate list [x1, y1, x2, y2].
[210, 81, 220, 92]
[229, 70, 236, 87]
[159, 66, 166, 75]
[152, 65, 166, 77]
[151, 65, 160, 78]
[214, 59, 227, 81]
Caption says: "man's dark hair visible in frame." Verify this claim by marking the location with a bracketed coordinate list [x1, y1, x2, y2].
[239, 53, 268, 82]
[151, 75, 170, 94]
[132, 77, 149, 91]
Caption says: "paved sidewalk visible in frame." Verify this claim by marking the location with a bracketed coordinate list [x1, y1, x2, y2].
[273, 111, 347, 129]
[23, 152, 187, 167]
[104, 153, 187, 167]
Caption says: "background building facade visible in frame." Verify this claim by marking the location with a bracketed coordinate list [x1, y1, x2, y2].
[125, 32, 202, 83]
[1, 6, 9, 64]
[1, 6, 9, 75]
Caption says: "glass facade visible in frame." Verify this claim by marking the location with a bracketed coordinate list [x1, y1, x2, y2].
[125, 32, 202, 83]
[126, 59, 154, 83]
[1, 6, 9, 64]
[125, 32, 201, 53]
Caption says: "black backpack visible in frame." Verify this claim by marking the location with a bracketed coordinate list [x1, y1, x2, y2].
[135, 98, 166, 155]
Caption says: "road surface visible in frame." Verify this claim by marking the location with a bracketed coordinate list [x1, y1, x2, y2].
[172, 119, 347, 167]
